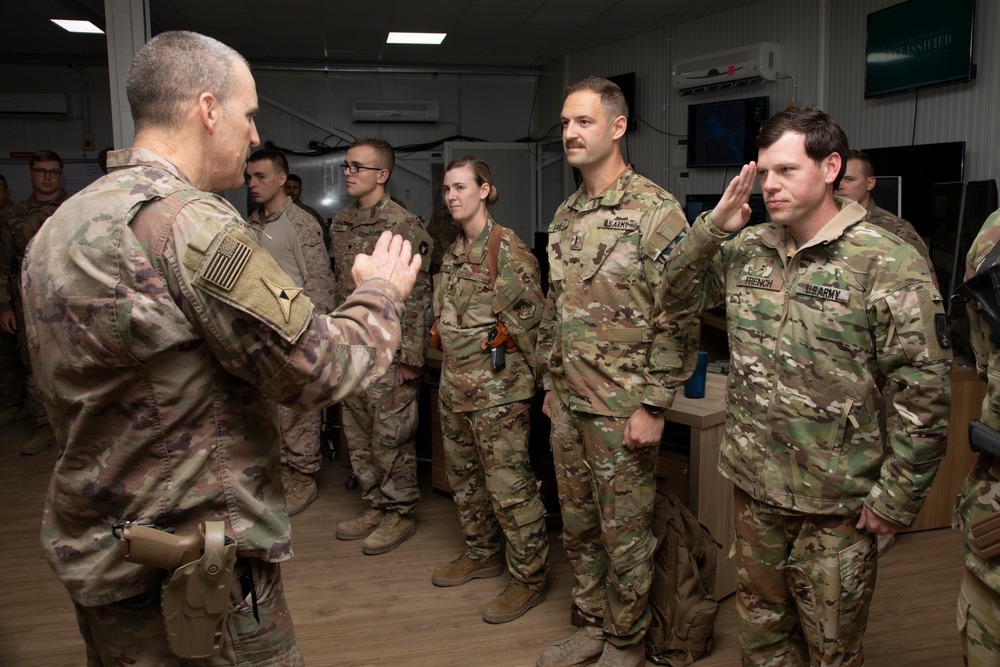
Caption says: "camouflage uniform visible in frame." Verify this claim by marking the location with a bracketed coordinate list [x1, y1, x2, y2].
[0, 189, 69, 425]
[427, 206, 461, 276]
[660, 199, 952, 666]
[862, 198, 936, 282]
[435, 218, 549, 590]
[536, 168, 698, 648]
[293, 199, 331, 253]
[331, 194, 432, 515]
[958, 208, 1000, 666]
[22, 149, 407, 662]
[249, 198, 337, 475]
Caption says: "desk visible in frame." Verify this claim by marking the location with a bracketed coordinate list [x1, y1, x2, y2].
[656, 372, 735, 600]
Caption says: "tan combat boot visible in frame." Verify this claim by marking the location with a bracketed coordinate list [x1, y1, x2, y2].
[432, 553, 504, 587]
[537, 625, 606, 667]
[284, 468, 318, 516]
[482, 581, 545, 624]
[21, 425, 55, 456]
[335, 507, 385, 540]
[594, 643, 646, 667]
[361, 511, 415, 555]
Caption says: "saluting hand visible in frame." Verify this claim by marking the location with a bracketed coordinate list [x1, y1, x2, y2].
[352, 231, 423, 301]
[709, 161, 757, 234]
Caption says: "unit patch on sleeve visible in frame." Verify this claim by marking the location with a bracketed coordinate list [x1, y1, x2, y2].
[261, 276, 303, 322]
[202, 233, 252, 291]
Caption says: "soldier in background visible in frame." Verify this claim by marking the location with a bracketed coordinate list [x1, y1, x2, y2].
[0, 149, 69, 454]
[247, 148, 337, 515]
[330, 138, 433, 556]
[535, 77, 697, 667]
[21, 30, 421, 664]
[660, 107, 951, 666]
[0, 174, 12, 217]
[431, 156, 549, 624]
[285, 173, 331, 251]
[956, 211, 1000, 666]
[426, 203, 461, 276]
[0, 173, 25, 425]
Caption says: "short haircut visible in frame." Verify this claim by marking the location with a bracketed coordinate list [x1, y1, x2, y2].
[445, 156, 500, 206]
[845, 149, 874, 178]
[286, 173, 303, 185]
[126, 31, 248, 134]
[30, 149, 64, 169]
[755, 106, 849, 189]
[350, 138, 395, 178]
[564, 76, 629, 124]
[247, 148, 289, 175]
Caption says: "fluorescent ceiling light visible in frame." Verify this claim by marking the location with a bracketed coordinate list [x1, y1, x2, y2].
[387, 32, 446, 45]
[51, 19, 105, 34]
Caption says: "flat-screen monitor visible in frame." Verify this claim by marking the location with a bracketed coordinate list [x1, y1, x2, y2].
[686, 96, 769, 168]
[685, 193, 767, 227]
[929, 179, 998, 352]
[870, 176, 902, 216]
[865, 0, 976, 98]
[862, 142, 965, 237]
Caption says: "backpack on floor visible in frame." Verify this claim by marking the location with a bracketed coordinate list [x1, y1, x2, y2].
[645, 488, 722, 666]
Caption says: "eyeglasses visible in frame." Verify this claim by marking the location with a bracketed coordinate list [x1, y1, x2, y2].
[340, 162, 384, 175]
[30, 168, 63, 178]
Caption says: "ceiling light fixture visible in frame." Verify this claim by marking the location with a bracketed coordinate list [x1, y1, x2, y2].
[387, 32, 446, 45]
[51, 19, 105, 34]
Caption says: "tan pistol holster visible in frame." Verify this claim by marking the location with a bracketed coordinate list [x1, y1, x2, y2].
[160, 521, 238, 659]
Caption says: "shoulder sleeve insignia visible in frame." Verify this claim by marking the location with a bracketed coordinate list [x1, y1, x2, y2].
[261, 276, 303, 322]
[202, 233, 252, 291]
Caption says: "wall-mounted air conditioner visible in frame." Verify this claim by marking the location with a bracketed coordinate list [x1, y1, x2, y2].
[672, 42, 782, 95]
[0, 92, 68, 115]
[352, 100, 440, 123]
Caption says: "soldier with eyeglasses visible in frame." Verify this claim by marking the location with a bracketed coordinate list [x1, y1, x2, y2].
[0, 149, 68, 452]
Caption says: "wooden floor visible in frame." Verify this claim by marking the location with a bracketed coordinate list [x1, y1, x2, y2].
[0, 415, 967, 666]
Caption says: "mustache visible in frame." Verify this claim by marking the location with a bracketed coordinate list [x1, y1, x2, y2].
[564, 140, 585, 149]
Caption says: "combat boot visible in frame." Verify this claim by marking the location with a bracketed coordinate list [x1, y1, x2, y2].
[0, 403, 27, 426]
[284, 468, 318, 516]
[537, 625, 606, 667]
[593, 642, 645, 667]
[432, 553, 504, 586]
[482, 581, 545, 624]
[335, 507, 385, 540]
[361, 511, 415, 555]
[21, 426, 55, 456]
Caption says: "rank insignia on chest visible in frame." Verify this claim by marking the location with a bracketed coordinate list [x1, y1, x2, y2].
[600, 217, 637, 231]
[261, 276, 303, 322]
[202, 233, 252, 291]
[796, 282, 850, 303]
[738, 258, 782, 291]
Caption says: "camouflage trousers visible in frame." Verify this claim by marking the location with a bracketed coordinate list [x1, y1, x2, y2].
[958, 569, 1000, 666]
[0, 329, 24, 408]
[13, 297, 46, 425]
[278, 404, 322, 475]
[440, 396, 549, 590]
[549, 393, 658, 648]
[72, 559, 303, 666]
[341, 361, 420, 514]
[733, 487, 877, 667]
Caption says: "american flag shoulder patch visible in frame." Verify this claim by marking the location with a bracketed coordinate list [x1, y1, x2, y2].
[202, 233, 252, 291]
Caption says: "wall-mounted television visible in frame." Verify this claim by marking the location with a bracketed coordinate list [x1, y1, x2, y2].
[686, 96, 769, 168]
[865, 0, 976, 99]
[870, 176, 902, 216]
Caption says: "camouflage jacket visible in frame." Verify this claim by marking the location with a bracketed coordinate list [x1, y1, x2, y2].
[0, 188, 69, 311]
[537, 168, 698, 417]
[294, 199, 331, 251]
[249, 197, 336, 312]
[962, 208, 1000, 594]
[434, 217, 543, 412]
[22, 148, 406, 606]
[661, 199, 952, 524]
[331, 193, 432, 368]
[863, 198, 936, 282]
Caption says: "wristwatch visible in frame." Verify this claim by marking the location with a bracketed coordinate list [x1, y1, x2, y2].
[642, 403, 665, 416]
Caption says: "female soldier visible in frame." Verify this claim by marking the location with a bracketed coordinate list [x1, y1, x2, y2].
[430, 156, 550, 624]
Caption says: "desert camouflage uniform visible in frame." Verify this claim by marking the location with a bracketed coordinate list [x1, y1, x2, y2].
[331, 194, 432, 514]
[660, 198, 952, 666]
[249, 198, 337, 476]
[293, 199, 330, 252]
[536, 167, 698, 648]
[958, 208, 1000, 666]
[1, 189, 69, 425]
[435, 217, 549, 589]
[22, 149, 406, 663]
